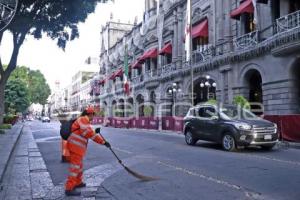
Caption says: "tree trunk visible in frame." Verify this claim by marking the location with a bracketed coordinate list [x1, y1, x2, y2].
[0, 82, 5, 124]
[0, 31, 27, 125]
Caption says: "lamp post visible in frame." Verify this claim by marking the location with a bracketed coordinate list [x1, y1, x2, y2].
[168, 83, 182, 116]
[200, 76, 217, 102]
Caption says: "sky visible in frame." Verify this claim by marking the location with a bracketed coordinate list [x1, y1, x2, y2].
[1, 0, 145, 92]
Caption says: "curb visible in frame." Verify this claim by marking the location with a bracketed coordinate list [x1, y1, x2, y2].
[0, 124, 24, 185]
[288, 142, 300, 149]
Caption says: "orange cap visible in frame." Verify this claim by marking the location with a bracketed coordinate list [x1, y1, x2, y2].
[86, 106, 95, 114]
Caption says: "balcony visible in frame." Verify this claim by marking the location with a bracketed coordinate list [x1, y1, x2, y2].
[131, 75, 144, 85]
[161, 63, 176, 75]
[192, 46, 214, 64]
[277, 10, 300, 33]
[233, 31, 259, 51]
[144, 69, 158, 80]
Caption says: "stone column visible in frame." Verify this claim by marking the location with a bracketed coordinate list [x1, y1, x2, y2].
[172, 9, 178, 64]
[220, 71, 226, 104]
[177, 6, 183, 68]
[227, 68, 234, 104]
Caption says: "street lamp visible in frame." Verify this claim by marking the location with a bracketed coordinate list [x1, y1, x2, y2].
[200, 75, 217, 101]
[168, 82, 181, 116]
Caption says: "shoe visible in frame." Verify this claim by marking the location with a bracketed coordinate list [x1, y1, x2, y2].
[75, 182, 86, 188]
[65, 190, 81, 196]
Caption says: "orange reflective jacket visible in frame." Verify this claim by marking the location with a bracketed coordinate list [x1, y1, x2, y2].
[67, 116, 105, 156]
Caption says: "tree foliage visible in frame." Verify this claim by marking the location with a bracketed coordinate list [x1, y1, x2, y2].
[9, 66, 51, 105]
[5, 79, 30, 113]
[0, 0, 111, 124]
[233, 95, 250, 110]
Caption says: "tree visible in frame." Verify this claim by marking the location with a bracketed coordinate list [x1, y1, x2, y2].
[0, 0, 112, 124]
[5, 79, 30, 114]
[9, 66, 51, 106]
[233, 95, 250, 110]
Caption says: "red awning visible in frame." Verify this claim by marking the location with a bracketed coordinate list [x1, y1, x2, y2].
[115, 68, 123, 77]
[109, 72, 117, 80]
[191, 19, 209, 39]
[230, 0, 254, 20]
[99, 79, 106, 85]
[159, 43, 172, 55]
[140, 48, 158, 62]
[132, 60, 142, 69]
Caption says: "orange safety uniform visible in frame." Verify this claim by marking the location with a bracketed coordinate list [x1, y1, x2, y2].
[65, 115, 105, 191]
[61, 139, 70, 162]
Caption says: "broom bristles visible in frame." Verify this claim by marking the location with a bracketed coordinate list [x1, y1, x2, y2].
[124, 166, 159, 181]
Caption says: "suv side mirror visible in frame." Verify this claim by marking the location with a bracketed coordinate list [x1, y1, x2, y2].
[95, 127, 101, 134]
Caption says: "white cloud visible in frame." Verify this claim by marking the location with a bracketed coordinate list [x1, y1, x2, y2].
[0, 0, 144, 91]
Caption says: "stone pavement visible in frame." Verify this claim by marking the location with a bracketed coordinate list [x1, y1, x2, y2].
[0, 123, 23, 184]
[0, 124, 118, 200]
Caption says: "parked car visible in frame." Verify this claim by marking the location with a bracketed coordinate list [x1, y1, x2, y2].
[183, 104, 278, 151]
[27, 116, 34, 121]
[42, 116, 50, 123]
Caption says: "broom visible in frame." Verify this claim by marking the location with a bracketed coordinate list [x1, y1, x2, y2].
[97, 131, 158, 181]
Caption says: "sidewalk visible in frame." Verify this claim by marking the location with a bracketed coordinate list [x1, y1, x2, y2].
[0, 123, 24, 184]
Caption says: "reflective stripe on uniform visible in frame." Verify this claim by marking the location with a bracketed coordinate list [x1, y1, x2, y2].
[70, 133, 88, 144]
[81, 130, 89, 137]
[78, 118, 90, 129]
[69, 172, 78, 177]
[90, 134, 97, 140]
[70, 164, 81, 169]
[68, 139, 87, 148]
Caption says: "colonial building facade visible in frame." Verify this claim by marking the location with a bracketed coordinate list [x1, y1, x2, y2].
[93, 0, 300, 118]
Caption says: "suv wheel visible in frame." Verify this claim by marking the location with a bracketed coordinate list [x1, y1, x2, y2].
[185, 131, 197, 146]
[261, 144, 275, 150]
[222, 133, 236, 152]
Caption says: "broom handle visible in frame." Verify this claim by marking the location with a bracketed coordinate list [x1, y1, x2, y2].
[97, 132, 123, 164]
[108, 147, 123, 164]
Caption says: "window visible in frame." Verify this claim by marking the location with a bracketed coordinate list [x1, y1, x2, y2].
[289, 0, 300, 13]
[152, 58, 158, 70]
[242, 13, 255, 34]
[187, 108, 196, 117]
[192, 37, 209, 51]
[198, 107, 217, 119]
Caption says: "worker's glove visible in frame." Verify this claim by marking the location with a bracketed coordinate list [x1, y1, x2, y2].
[104, 141, 111, 148]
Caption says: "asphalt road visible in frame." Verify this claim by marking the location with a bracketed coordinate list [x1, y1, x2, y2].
[29, 120, 300, 200]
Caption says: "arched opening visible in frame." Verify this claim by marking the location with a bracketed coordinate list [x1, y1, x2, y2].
[244, 69, 263, 115]
[127, 97, 134, 117]
[291, 59, 300, 113]
[112, 100, 117, 117]
[136, 94, 144, 116]
[149, 91, 156, 116]
[193, 76, 217, 105]
[118, 99, 125, 117]
[101, 101, 107, 117]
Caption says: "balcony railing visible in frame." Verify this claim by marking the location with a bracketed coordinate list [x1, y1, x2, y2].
[277, 10, 300, 33]
[162, 63, 176, 75]
[233, 30, 259, 51]
[131, 75, 144, 84]
[144, 69, 158, 79]
[192, 46, 214, 63]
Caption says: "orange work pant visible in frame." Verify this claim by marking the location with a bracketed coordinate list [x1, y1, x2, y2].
[65, 151, 84, 191]
[62, 140, 70, 162]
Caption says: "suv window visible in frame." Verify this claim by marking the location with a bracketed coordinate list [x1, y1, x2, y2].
[186, 108, 196, 117]
[198, 107, 217, 119]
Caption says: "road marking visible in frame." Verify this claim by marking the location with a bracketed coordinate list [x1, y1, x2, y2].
[112, 147, 133, 154]
[247, 155, 300, 167]
[157, 161, 264, 200]
[35, 136, 61, 143]
[31, 128, 59, 133]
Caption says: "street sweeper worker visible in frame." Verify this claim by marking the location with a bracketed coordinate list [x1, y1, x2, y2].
[65, 106, 111, 196]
